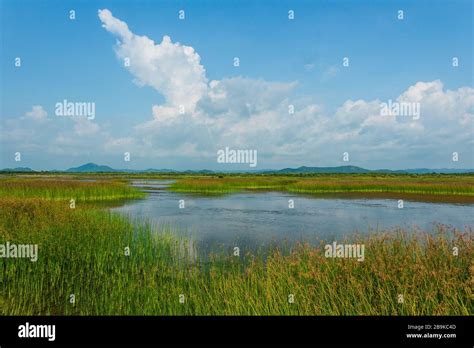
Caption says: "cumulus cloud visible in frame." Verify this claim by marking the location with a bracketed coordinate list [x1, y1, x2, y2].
[98, 9, 208, 112]
[2, 10, 472, 170]
[95, 9, 474, 169]
[24, 105, 47, 122]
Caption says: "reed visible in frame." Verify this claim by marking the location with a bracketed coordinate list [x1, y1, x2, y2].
[170, 174, 474, 197]
[0, 198, 471, 315]
[0, 178, 145, 201]
[170, 177, 290, 193]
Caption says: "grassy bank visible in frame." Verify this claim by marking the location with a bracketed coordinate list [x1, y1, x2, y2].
[0, 178, 145, 201]
[0, 197, 472, 315]
[170, 174, 474, 197]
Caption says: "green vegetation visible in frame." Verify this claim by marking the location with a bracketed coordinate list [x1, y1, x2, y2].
[0, 178, 145, 201]
[0, 177, 472, 315]
[170, 174, 474, 197]
[0, 176, 472, 315]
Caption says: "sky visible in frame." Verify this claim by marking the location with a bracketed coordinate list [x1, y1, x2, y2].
[0, 0, 473, 170]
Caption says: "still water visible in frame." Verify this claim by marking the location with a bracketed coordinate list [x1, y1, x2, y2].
[111, 180, 474, 251]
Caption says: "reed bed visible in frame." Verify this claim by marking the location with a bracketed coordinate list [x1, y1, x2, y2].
[170, 177, 291, 193]
[0, 198, 472, 315]
[0, 179, 145, 201]
[170, 175, 474, 196]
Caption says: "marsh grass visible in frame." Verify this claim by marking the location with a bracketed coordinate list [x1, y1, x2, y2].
[0, 179, 145, 201]
[0, 198, 472, 315]
[169, 175, 474, 199]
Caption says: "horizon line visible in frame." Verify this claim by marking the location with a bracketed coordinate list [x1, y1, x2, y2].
[1, 162, 474, 173]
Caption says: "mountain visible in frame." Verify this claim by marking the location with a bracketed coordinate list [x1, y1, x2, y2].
[65, 163, 117, 173]
[1, 163, 473, 174]
[64, 163, 177, 173]
[60, 164, 474, 174]
[0, 167, 35, 172]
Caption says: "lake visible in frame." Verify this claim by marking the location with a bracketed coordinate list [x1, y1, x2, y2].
[111, 180, 474, 252]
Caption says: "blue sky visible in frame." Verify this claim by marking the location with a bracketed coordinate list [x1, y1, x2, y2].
[1, 0, 473, 170]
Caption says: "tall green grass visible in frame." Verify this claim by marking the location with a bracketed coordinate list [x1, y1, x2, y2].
[0, 179, 145, 201]
[170, 175, 474, 197]
[170, 177, 291, 193]
[0, 198, 472, 315]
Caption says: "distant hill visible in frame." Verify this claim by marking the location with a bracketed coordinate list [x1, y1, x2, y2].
[63, 164, 219, 174]
[0, 167, 35, 172]
[65, 163, 117, 173]
[1, 163, 473, 174]
[65, 163, 180, 173]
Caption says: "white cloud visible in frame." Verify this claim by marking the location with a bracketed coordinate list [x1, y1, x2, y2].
[24, 105, 47, 122]
[98, 9, 208, 112]
[73, 118, 100, 136]
[2, 11, 472, 170]
[95, 9, 474, 169]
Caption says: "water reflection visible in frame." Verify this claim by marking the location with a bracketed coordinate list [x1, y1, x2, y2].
[111, 180, 474, 253]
